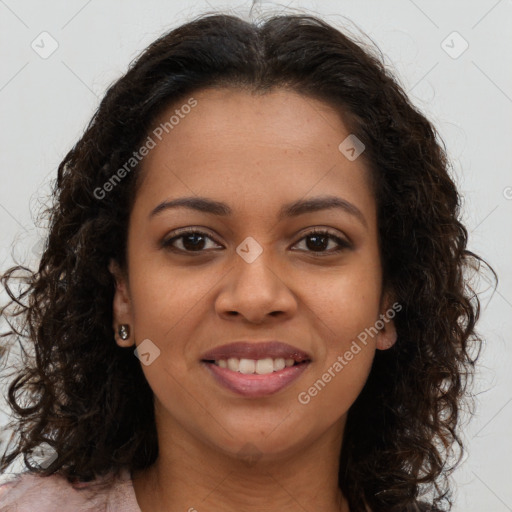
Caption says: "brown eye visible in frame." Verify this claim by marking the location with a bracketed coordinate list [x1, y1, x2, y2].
[161, 230, 221, 253]
[293, 229, 351, 255]
[161, 228, 351, 256]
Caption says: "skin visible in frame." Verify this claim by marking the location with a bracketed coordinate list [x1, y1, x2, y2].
[109, 87, 397, 512]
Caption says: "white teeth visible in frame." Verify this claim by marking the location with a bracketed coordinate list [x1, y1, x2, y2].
[227, 358, 239, 371]
[214, 357, 301, 374]
[255, 358, 274, 374]
[274, 358, 286, 371]
[239, 358, 255, 374]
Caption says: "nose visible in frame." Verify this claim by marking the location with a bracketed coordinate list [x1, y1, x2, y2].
[214, 250, 298, 324]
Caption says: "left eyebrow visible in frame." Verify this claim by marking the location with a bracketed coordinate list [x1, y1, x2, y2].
[278, 195, 367, 229]
[149, 194, 367, 229]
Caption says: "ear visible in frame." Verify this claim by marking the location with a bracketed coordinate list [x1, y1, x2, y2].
[375, 289, 399, 351]
[108, 258, 135, 347]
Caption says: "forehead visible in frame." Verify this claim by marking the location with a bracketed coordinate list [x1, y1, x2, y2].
[134, 87, 375, 224]
[147, 86, 352, 158]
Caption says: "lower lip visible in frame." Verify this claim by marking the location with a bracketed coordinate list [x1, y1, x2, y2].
[202, 361, 311, 398]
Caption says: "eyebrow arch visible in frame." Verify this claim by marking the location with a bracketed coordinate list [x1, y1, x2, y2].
[149, 194, 367, 228]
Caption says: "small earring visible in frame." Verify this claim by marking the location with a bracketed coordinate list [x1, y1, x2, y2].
[118, 324, 130, 340]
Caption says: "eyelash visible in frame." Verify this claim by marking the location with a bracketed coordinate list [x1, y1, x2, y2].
[161, 228, 351, 256]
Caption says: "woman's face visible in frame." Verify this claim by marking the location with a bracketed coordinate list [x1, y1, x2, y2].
[110, 87, 397, 461]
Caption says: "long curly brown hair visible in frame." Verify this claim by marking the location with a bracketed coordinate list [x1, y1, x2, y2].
[0, 12, 496, 512]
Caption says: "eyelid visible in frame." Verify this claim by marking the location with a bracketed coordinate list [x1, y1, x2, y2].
[161, 226, 352, 254]
[161, 227, 221, 250]
[291, 228, 352, 254]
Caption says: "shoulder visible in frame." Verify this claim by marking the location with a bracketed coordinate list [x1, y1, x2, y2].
[0, 468, 140, 512]
[0, 471, 102, 512]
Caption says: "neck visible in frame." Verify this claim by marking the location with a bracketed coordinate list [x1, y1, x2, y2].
[132, 414, 349, 512]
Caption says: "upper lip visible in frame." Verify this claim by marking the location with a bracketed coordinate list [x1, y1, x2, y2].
[200, 341, 312, 362]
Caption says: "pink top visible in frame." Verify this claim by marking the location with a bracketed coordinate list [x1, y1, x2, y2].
[0, 467, 142, 511]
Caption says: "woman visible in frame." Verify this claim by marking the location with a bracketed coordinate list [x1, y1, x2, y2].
[0, 11, 495, 512]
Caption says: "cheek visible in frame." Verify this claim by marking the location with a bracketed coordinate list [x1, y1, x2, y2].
[128, 261, 214, 338]
[308, 259, 383, 346]
[298, 264, 381, 409]
[298, 279, 379, 414]
[297, 344, 375, 422]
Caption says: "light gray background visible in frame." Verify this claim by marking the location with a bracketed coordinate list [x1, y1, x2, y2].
[0, 1, 511, 510]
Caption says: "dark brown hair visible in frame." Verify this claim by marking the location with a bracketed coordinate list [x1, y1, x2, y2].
[0, 12, 496, 512]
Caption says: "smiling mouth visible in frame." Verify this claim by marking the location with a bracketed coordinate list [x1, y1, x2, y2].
[201, 357, 312, 398]
[203, 357, 310, 375]
[202, 357, 310, 375]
